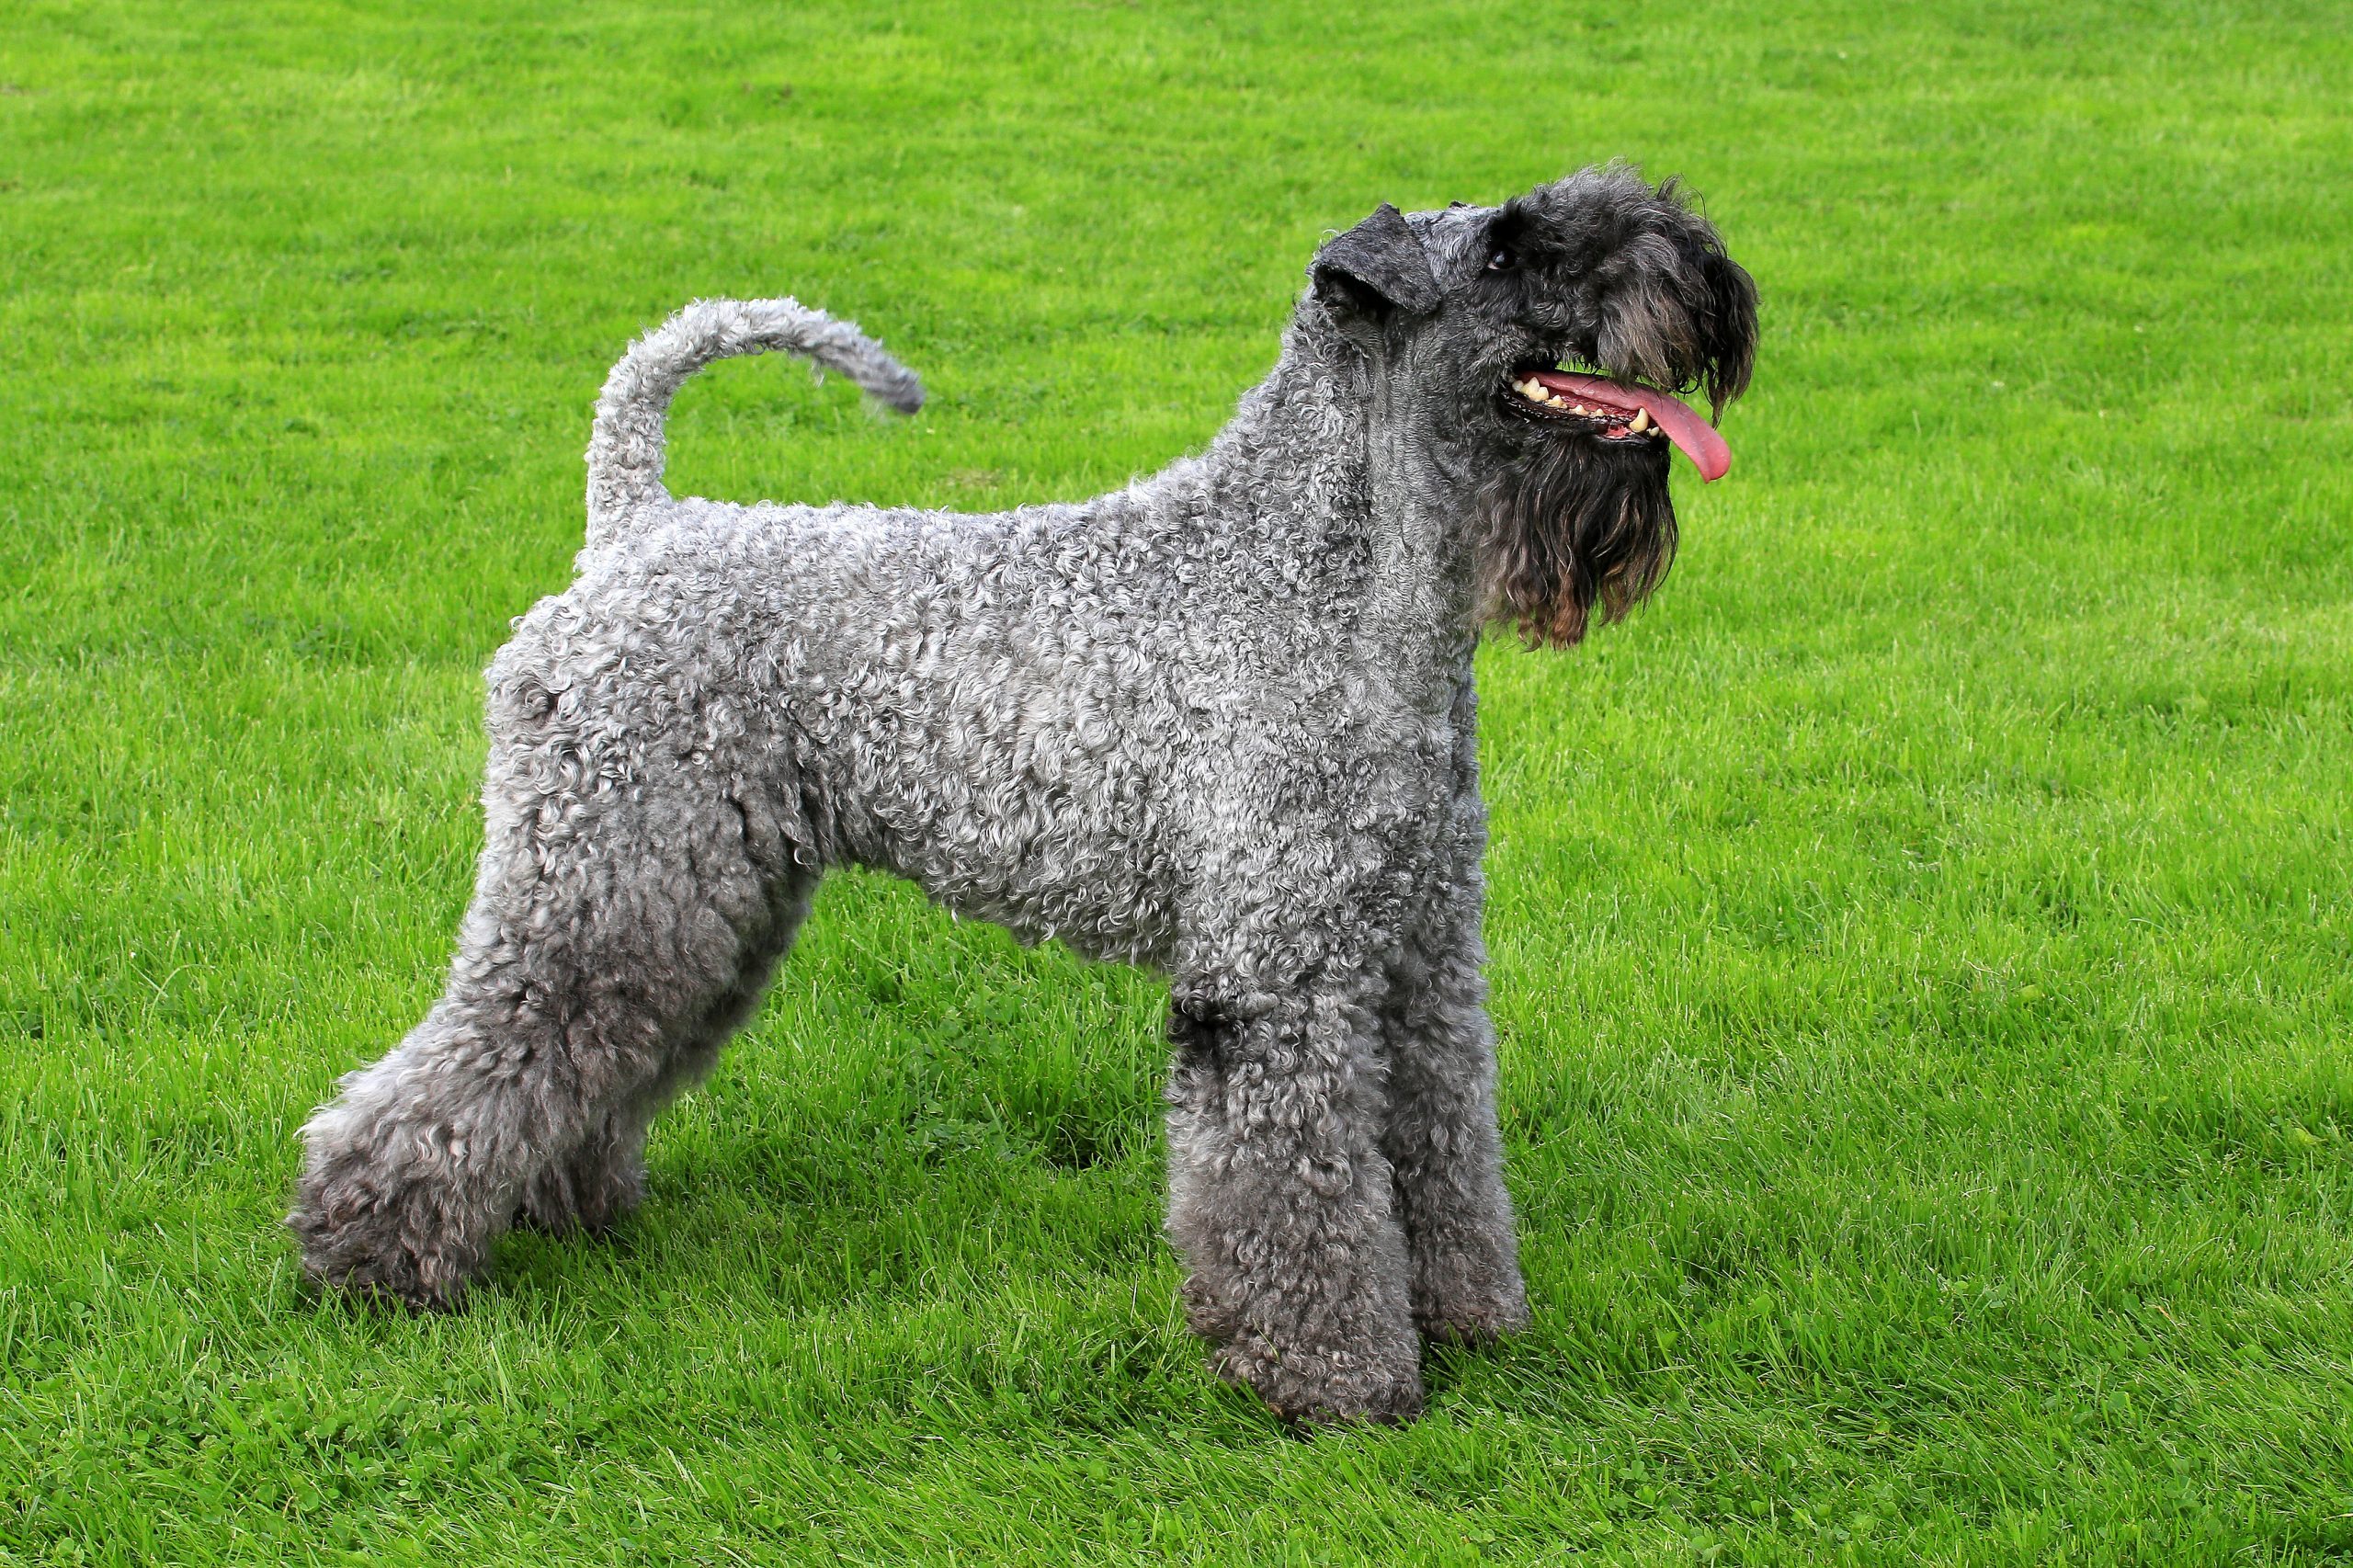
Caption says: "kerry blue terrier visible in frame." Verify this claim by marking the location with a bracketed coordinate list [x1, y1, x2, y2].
[290, 165, 1758, 1425]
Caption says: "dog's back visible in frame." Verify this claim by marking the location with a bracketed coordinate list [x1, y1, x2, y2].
[533, 482, 1230, 964]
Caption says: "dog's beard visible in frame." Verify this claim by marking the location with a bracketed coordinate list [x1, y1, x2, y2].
[1475, 435, 1677, 648]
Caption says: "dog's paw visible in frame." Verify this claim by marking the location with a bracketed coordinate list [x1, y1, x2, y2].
[291, 1225, 466, 1312]
[1408, 1233, 1530, 1346]
[1413, 1280, 1531, 1346]
[1211, 1333, 1426, 1427]
[288, 1178, 474, 1312]
[513, 1158, 642, 1238]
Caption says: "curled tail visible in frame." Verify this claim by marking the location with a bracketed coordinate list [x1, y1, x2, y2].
[584, 297, 924, 548]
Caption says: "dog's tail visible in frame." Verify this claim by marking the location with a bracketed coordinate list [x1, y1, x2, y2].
[584, 296, 925, 548]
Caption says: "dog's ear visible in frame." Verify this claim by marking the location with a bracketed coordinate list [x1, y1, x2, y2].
[1699, 247, 1759, 419]
[1311, 203, 1441, 320]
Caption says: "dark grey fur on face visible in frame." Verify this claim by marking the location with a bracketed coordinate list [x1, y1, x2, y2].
[1314, 167, 1756, 645]
[289, 166, 1756, 1426]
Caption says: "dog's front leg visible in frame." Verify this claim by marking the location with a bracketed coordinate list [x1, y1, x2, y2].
[1379, 876, 1530, 1345]
[1163, 973, 1423, 1425]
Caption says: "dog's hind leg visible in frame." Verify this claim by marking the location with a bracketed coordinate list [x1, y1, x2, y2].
[289, 819, 782, 1305]
[1378, 878, 1530, 1345]
[290, 642, 803, 1307]
[508, 1011, 738, 1241]
[1164, 960, 1424, 1425]
[516, 869, 816, 1236]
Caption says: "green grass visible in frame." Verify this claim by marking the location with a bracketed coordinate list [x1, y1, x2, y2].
[4, 0, 2350, 1560]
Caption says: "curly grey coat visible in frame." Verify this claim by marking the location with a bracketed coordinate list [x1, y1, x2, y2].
[290, 166, 1757, 1426]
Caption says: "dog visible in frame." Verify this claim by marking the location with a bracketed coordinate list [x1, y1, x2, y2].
[290, 165, 1757, 1426]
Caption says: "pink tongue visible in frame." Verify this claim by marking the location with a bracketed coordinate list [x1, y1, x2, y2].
[1533, 370, 1732, 483]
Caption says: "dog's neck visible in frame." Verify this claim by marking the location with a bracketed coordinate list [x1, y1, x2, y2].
[1189, 308, 1483, 676]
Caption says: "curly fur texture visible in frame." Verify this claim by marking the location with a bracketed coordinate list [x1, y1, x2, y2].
[290, 166, 1757, 1426]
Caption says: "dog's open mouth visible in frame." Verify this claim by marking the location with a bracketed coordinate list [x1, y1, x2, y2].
[1506, 368, 1733, 482]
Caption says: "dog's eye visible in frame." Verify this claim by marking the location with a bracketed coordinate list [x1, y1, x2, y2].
[1485, 245, 1516, 273]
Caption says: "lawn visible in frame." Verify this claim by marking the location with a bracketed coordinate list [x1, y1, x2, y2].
[4, 0, 2351, 1561]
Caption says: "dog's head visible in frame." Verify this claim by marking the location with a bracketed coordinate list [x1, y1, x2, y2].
[1308, 166, 1757, 646]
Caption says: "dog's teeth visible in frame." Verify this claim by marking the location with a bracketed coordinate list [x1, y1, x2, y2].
[1546, 394, 1568, 409]
[1629, 408, 1652, 433]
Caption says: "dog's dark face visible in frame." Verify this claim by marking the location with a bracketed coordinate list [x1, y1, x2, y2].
[1309, 167, 1758, 646]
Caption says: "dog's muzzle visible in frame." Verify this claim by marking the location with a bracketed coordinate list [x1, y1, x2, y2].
[1506, 369, 1733, 481]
